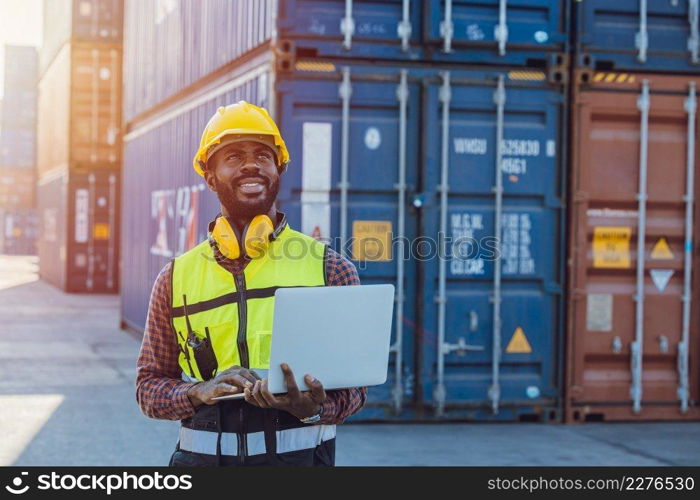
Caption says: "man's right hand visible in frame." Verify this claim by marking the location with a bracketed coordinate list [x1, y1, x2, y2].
[187, 366, 261, 407]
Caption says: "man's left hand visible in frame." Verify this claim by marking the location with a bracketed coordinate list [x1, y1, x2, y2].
[243, 363, 325, 420]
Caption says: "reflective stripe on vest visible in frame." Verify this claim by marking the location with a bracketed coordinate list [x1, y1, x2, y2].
[178, 425, 337, 456]
[171, 225, 326, 379]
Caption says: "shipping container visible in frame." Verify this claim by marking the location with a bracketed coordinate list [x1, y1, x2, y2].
[1, 45, 38, 170]
[3, 45, 38, 88]
[567, 71, 700, 422]
[576, 0, 700, 73]
[37, 41, 122, 179]
[424, 0, 568, 66]
[41, 0, 123, 77]
[0, 129, 36, 170]
[0, 169, 35, 210]
[121, 55, 566, 420]
[123, 0, 568, 124]
[123, 0, 275, 124]
[419, 68, 565, 421]
[0, 209, 39, 255]
[37, 167, 120, 293]
[1, 87, 38, 130]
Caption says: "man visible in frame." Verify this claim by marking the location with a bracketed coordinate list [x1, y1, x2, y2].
[136, 101, 366, 466]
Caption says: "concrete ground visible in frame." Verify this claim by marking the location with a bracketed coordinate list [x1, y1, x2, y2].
[0, 255, 698, 466]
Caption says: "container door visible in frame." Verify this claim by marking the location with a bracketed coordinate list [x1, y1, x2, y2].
[577, 0, 699, 71]
[279, 0, 421, 59]
[426, 0, 565, 64]
[568, 74, 700, 421]
[67, 170, 120, 293]
[421, 70, 564, 420]
[71, 44, 122, 169]
[277, 66, 420, 418]
[37, 170, 69, 290]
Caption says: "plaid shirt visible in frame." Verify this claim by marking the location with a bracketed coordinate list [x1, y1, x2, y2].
[136, 225, 366, 424]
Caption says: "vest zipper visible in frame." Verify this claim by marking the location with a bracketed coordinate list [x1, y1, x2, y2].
[233, 273, 249, 368]
[235, 272, 248, 465]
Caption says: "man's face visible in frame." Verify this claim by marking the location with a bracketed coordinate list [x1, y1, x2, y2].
[204, 140, 280, 219]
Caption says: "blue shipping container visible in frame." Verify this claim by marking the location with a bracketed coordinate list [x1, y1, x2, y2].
[123, 0, 567, 124]
[424, 0, 567, 65]
[420, 70, 564, 421]
[121, 56, 565, 421]
[576, 0, 700, 72]
[123, 0, 274, 124]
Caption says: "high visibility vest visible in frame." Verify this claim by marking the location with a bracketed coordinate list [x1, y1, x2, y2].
[169, 223, 336, 466]
[171, 224, 327, 379]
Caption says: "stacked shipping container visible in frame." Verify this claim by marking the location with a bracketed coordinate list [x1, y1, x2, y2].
[566, 1, 700, 421]
[36, 0, 123, 292]
[0, 45, 38, 255]
[122, 0, 569, 421]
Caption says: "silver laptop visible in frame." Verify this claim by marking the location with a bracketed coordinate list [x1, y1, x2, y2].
[212, 284, 395, 400]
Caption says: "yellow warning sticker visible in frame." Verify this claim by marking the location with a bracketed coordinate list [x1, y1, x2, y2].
[352, 220, 392, 262]
[93, 223, 110, 240]
[651, 237, 674, 260]
[593, 226, 631, 268]
[506, 327, 532, 354]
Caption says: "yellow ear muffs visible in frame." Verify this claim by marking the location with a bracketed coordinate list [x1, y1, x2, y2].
[243, 214, 275, 259]
[212, 216, 241, 259]
[212, 214, 274, 260]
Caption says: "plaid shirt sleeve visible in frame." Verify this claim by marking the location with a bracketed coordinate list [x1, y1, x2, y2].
[135, 262, 197, 421]
[318, 247, 368, 424]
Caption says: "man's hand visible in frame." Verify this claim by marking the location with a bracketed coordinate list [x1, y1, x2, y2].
[244, 363, 326, 420]
[187, 366, 261, 407]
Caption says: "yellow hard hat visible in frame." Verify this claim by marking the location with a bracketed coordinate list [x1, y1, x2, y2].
[192, 101, 290, 177]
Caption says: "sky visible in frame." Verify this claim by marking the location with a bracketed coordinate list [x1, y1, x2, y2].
[0, 0, 43, 98]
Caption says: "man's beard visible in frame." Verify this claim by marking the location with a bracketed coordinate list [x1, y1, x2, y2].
[214, 175, 280, 219]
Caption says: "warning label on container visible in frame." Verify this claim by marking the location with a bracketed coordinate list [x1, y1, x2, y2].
[506, 327, 532, 353]
[650, 269, 674, 292]
[586, 293, 613, 331]
[651, 238, 674, 260]
[352, 221, 392, 262]
[593, 226, 631, 268]
[502, 213, 535, 275]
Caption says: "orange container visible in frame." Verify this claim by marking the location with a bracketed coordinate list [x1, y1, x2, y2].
[567, 71, 700, 422]
[37, 41, 122, 180]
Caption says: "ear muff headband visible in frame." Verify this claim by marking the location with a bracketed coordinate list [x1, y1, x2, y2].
[212, 214, 275, 260]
